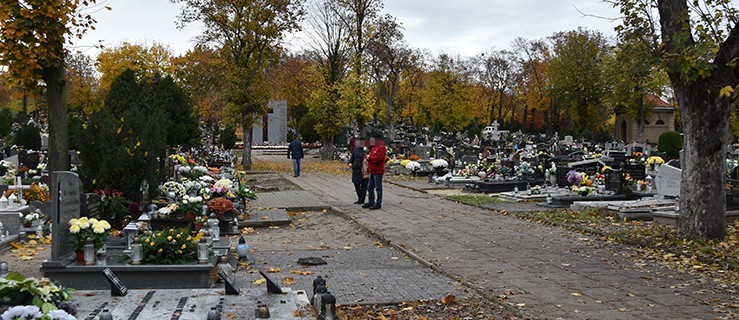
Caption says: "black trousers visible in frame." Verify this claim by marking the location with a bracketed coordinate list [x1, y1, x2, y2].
[354, 178, 368, 202]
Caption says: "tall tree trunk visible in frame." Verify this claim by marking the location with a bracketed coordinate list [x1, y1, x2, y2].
[677, 88, 728, 240]
[387, 97, 395, 141]
[241, 124, 253, 170]
[656, 0, 735, 240]
[321, 137, 334, 160]
[21, 92, 28, 124]
[522, 105, 528, 131]
[43, 64, 69, 172]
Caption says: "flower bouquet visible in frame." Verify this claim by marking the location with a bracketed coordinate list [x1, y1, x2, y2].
[207, 197, 234, 218]
[19, 209, 44, 227]
[178, 195, 204, 219]
[159, 181, 186, 200]
[566, 170, 582, 186]
[405, 161, 421, 172]
[430, 159, 448, 170]
[236, 187, 257, 200]
[69, 217, 111, 251]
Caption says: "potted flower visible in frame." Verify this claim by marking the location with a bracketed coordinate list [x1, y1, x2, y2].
[178, 195, 204, 219]
[646, 156, 665, 172]
[68, 217, 111, 261]
[207, 197, 234, 219]
[158, 181, 186, 200]
[139, 228, 200, 264]
[19, 209, 44, 228]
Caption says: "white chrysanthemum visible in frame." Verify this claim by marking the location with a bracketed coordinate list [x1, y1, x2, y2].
[100, 220, 111, 230]
[430, 159, 448, 169]
[69, 224, 80, 234]
[89, 218, 99, 224]
[69, 218, 79, 226]
[92, 222, 106, 234]
[77, 219, 90, 229]
[182, 199, 189, 204]
[405, 161, 421, 170]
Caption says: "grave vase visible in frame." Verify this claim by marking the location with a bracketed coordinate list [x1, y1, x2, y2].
[74, 250, 86, 262]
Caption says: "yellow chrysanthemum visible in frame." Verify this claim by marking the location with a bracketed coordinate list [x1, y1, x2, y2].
[167, 236, 172, 241]
[180, 244, 186, 250]
[177, 250, 182, 254]
[176, 234, 181, 239]
[157, 248, 163, 253]
[150, 242, 155, 247]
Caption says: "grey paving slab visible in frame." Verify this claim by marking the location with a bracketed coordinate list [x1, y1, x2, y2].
[283, 173, 737, 320]
[241, 248, 462, 305]
[252, 190, 330, 211]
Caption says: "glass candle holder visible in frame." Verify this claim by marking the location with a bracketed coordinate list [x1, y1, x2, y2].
[130, 242, 142, 265]
[83, 238, 95, 265]
[198, 239, 210, 263]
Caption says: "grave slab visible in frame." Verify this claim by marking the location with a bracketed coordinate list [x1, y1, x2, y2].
[73, 287, 310, 320]
[245, 208, 291, 227]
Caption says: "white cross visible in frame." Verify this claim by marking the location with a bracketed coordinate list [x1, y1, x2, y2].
[7, 176, 31, 204]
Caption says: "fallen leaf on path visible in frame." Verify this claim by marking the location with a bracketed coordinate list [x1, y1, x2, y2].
[571, 292, 583, 297]
[282, 277, 295, 285]
[267, 267, 281, 273]
[253, 278, 265, 285]
[290, 270, 314, 276]
[441, 294, 456, 304]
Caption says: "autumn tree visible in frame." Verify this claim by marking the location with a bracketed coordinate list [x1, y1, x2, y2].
[97, 42, 176, 91]
[616, 0, 739, 240]
[66, 52, 103, 116]
[512, 38, 553, 133]
[422, 54, 476, 133]
[0, 0, 102, 172]
[173, 0, 305, 169]
[606, 38, 669, 143]
[172, 44, 228, 124]
[266, 52, 320, 139]
[304, 0, 351, 158]
[549, 28, 611, 134]
[474, 49, 517, 126]
[397, 49, 428, 126]
[332, 0, 382, 75]
[366, 14, 411, 141]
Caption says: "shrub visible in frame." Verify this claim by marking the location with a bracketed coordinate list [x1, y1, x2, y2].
[0, 108, 13, 137]
[218, 125, 237, 149]
[14, 122, 41, 150]
[658, 131, 682, 160]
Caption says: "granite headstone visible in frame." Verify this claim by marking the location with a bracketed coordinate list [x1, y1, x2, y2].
[50, 171, 82, 261]
[655, 160, 681, 197]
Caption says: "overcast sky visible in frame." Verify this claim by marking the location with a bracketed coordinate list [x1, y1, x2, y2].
[74, 0, 622, 58]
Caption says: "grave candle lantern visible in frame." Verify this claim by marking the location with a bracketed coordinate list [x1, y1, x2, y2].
[320, 292, 337, 320]
[198, 237, 210, 263]
[130, 237, 142, 265]
[83, 237, 95, 265]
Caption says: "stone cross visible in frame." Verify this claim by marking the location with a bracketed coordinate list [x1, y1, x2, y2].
[7, 176, 31, 206]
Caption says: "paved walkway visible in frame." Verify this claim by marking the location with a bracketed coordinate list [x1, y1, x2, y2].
[278, 173, 733, 320]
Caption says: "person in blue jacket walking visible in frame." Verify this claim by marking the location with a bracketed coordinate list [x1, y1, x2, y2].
[287, 136, 304, 177]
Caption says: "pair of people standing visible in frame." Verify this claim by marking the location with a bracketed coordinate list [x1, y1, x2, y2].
[349, 138, 386, 210]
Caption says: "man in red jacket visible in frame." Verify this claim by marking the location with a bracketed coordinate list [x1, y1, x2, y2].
[362, 137, 387, 210]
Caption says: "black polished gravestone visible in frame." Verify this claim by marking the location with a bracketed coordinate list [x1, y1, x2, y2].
[81, 193, 102, 220]
[468, 178, 545, 193]
[604, 169, 623, 193]
[623, 164, 646, 181]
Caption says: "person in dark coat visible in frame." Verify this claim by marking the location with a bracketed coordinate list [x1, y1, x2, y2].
[287, 136, 304, 177]
[348, 142, 367, 204]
